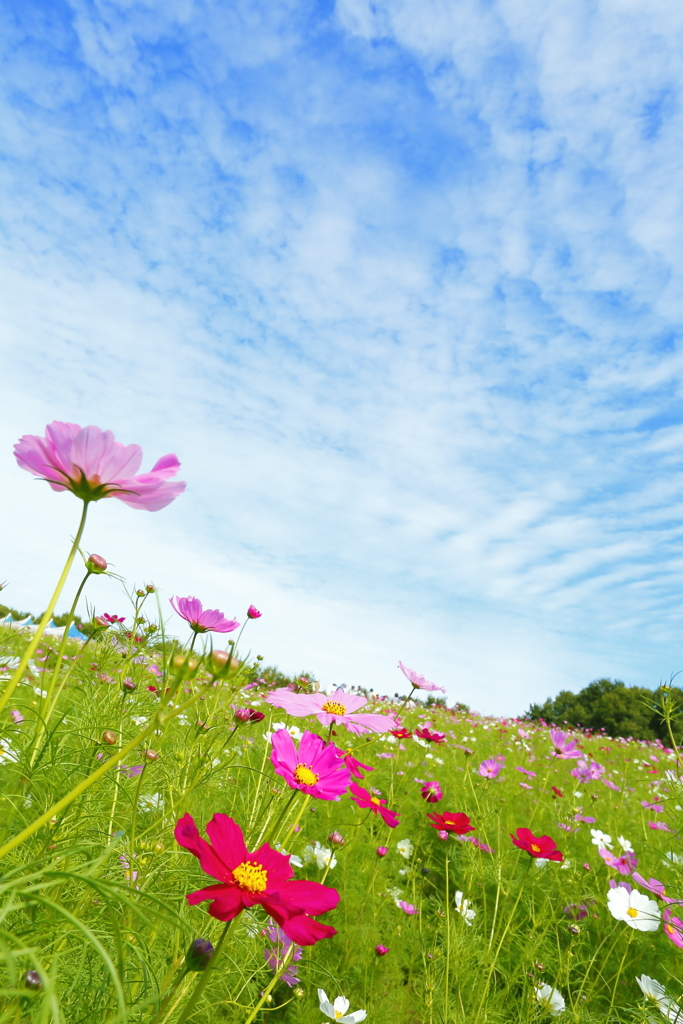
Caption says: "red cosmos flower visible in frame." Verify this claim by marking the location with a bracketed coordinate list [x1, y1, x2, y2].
[415, 727, 446, 744]
[551, 787, 563, 798]
[349, 782, 399, 827]
[511, 827, 563, 862]
[426, 811, 474, 834]
[390, 727, 412, 739]
[175, 813, 338, 945]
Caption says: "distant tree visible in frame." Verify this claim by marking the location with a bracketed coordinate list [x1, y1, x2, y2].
[524, 677, 683, 743]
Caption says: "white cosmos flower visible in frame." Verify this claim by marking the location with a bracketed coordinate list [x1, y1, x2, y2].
[264, 722, 303, 743]
[454, 891, 476, 925]
[303, 842, 336, 870]
[590, 829, 613, 848]
[534, 984, 565, 1015]
[396, 839, 413, 859]
[663, 851, 683, 866]
[607, 887, 660, 931]
[635, 975, 679, 1021]
[617, 836, 634, 852]
[318, 989, 367, 1023]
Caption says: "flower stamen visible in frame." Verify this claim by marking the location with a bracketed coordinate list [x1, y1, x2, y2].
[321, 700, 347, 716]
[294, 763, 320, 786]
[232, 860, 268, 893]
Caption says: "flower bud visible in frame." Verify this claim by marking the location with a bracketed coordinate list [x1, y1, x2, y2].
[247, 605, 262, 619]
[143, 749, 159, 762]
[122, 678, 136, 692]
[136, 589, 146, 597]
[102, 730, 117, 745]
[234, 708, 251, 723]
[93, 615, 110, 628]
[24, 970, 43, 990]
[294, 986, 305, 998]
[328, 831, 345, 847]
[376, 846, 388, 857]
[184, 938, 214, 972]
[375, 945, 389, 956]
[146, 584, 155, 593]
[87, 553, 107, 573]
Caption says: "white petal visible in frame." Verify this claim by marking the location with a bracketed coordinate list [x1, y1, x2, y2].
[333, 996, 350, 1017]
[318, 990, 335, 1018]
[340, 1012, 367, 1023]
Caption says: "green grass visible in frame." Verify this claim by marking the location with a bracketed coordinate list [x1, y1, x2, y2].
[0, 617, 681, 1024]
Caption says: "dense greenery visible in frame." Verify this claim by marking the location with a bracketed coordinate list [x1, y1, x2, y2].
[525, 677, 683, 742]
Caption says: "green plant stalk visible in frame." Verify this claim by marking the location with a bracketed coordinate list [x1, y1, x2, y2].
[606, 931, 633, 1018]
[242, 945, 296, 1024]
[173, 920, 232, 1024]
[0, 676, 217, 860]
[474, 855, 531, 1022]
[444, 848, 451, 1024]
[0, 502, 89, 717]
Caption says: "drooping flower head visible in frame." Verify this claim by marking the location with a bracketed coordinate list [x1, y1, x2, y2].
[14, 421, 185, 510]
[511, 827, 563, 861]
[270, 730, 351, 800]
[170, 596, 240, 635]
[175, 813, 339, 945]
[549, 729, 582, 760]
[420, 781, 443, 803]
[397, 662, 446, 693]
[607, 885, 660, 931]
[478, 759, 501, 780]
[663, 909, 683, 949]
[426, 811, 474, 834]
[265, 688, 398, 735]
[349, 782, 399, 827]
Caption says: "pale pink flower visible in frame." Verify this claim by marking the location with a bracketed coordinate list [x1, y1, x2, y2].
[649, 821, 672, 832]
[10, 710, 24, 723]
[549, 729, 582, 760]
[170, 596, 240, 634]
[265, 688, 397, 735]
[397, 662, 445, 693]
[478, 759, 501, 780]
[663, 908, 683, 949]
[14, 421, 185, 510]
[396, 900, 420, 915]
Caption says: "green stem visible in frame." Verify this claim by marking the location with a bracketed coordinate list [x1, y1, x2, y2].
[174, 921, 231, 1024]
[445, 848, 451, 1024]
[606, 931, 633, 1018]
[0, 502, 89, 717]
[242, 945, 295, 1024]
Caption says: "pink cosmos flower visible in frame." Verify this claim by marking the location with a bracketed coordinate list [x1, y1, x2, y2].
[375, 944, 390, 955]
[598, 847, 637, 875]
[397, 662, 445, 693]
[376, 847, 388, 857]
[519, 782, 533, 790]
[270, 730, 350, 800]
[247, 605, 262, 619]
[265, 688, 397, 736]
[471, 837, 494, 853]
[396, 901, 420, 915]
[10, 710, 24, 723]
[649, 821, 672, 832]
[421, 781, 443, 803]
[478, 759, 501, 780]
[349, 782, 399, 827]
[663, 909, 683, 949]
[515, 767, 536, 777]
[338, 749, 373, 779]
[601, 778, 621, 792]
[14, 421, 185, 510]
[571, 759, 605, 781]
[175, 813, 338, 945]
[549, 729, 582, 760]
[263, 925, 302, 987]
[641, 801, 664, 812]
[170, 596, 240, 635]
[414, 727, 446, 744]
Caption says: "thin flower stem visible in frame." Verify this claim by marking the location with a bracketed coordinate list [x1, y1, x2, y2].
[242, 945, 295, 1024]
[278, 794, 312, 849]
[444, 848, 451, 1024]
[474, 855, 531, 1022]
[0, 501, 89, 717]
[173, 921, 232, 1024]
[606, 931, 633, 1018]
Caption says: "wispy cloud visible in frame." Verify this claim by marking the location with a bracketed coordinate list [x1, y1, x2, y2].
[1, 0, 683, 713]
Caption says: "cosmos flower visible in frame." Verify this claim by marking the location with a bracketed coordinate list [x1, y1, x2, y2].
[265, 688, 397, 735]
[426, 811, 474, 834]
[454, 891, 476, 925]
[391, 727, 413, 739]
[396, 900, 420, 914]
[572, 759, 605, 781]
[318, 989, 366, 1024]
[534, 985, 566, 1016]
[420, 781, 443, 802]
[338, 748, 374, 779]
[607, 886, 660, 931]
[511, 828, 563, 862]
[174, 813, 338, 945]
[590, 829, 612, 849]
[14, 421, 185, 510]
[598, 847, 637, 875]
[349, 782, 399, 827]
[375, 945, 389, 956]
[478, 759, 501, 780]
[270, 730, 350, 800]
[414, 727, 446, 744]
[396, 839, 413, 859]
[170, 596, 240, 634]
[397, 662, 446, 693]
[635, 975, 678, 1019]
[247, 605, 262, 619]
[302, 842, 337, 871]
[263, 924, 301, 987]
[549, 729, 582, 760]
[663, 908, 683, 949]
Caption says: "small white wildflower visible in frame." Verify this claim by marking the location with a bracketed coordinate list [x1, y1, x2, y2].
[635, 975, 677, 1020]
[590, 829, 612, 848]
[617, 836, 633, 853]
[454, 891, 476, 925]
[318, 989, 366, 1024]
[663, 851, 683, 866]
[396, 839, 413, 859]
[607, 886, 660, 931]
[33, 687, 48, 699]
[303, 841, 336, 871]
[534, 984, 565, 1015]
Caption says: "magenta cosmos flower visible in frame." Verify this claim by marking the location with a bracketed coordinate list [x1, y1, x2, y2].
[549, 729, 582, 760]
[175, 813, 338, 945]
[265, 688, 397, 736]
[349, 782, 399, 827]
[14, 421, 185, 511]
[478, 759, 501, 780]
[247, 605, 262, 619]
[397, 662, 446, 693]
[420, 781, 443, 803]
[270, 730, 351, 800]
[170, 596, 240, 634]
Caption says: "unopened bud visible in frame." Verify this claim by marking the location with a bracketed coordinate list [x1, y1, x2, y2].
[247, 605, 262, 619]
[211, 650, 230, 672]
[146, 584, 155, 593]
[87, 553, 108, 573]
[122, 678, 136, 692]
[185, 938, 214, 972]
[234, 708, 251, 723]
[136, 589, 146, 597]
[24, 970, 43, 990]
[102, 730, 117, 745]
[154, 841, 165, 853]
[294, 987, 305, 998]
[93, 615, 110, 628]
[143, 749, 159, 762]
[328, 831, 345, 847]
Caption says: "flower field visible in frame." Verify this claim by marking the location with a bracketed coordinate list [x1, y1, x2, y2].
[0, 422, 682, 1023]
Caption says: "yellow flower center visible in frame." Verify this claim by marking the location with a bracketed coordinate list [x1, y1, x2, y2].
[294, 763, 319, 786]
[627, 907, 639, 918]
[321, 700, 347, 716]
[232, 860, 268, 893]
[370, 796, 382, 805]
[665, 923, 674, 935]
[530, 844, 541, 853]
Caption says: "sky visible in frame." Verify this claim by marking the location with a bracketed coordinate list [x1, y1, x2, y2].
[2, 0, 683, 715]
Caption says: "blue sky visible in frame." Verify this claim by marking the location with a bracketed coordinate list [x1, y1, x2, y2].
[2, 0, 683, 714]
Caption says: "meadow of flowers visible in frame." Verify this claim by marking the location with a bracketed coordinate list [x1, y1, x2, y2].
[0, 421, 682, 1023]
